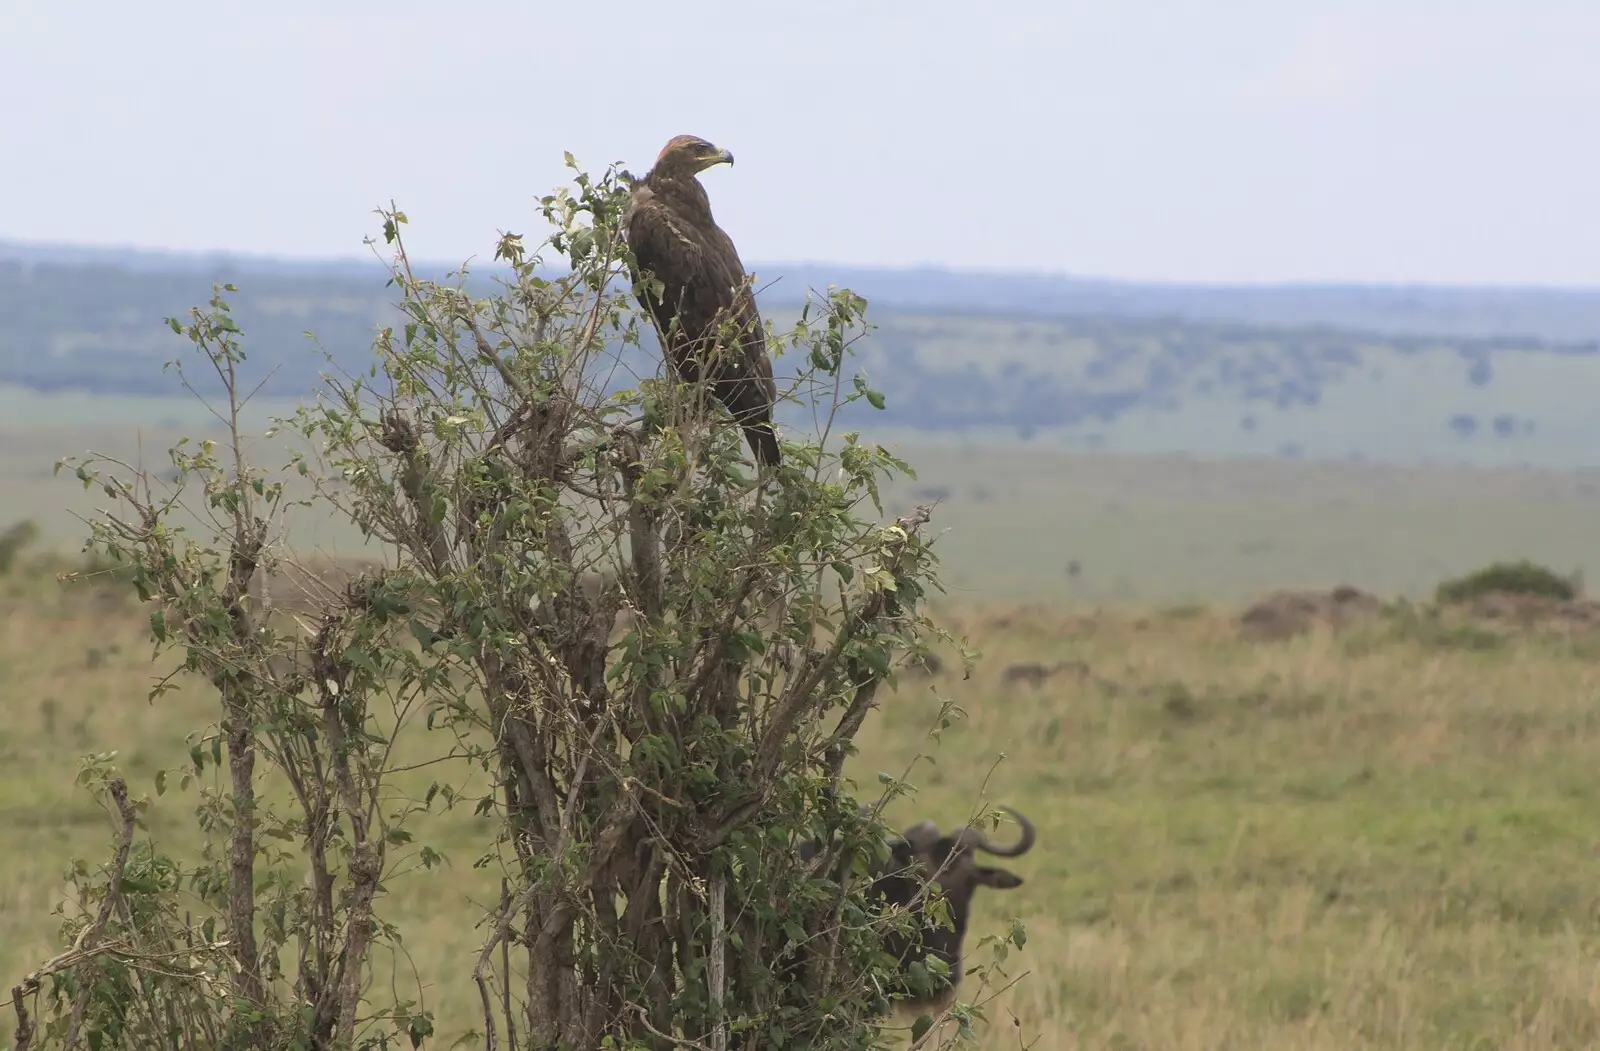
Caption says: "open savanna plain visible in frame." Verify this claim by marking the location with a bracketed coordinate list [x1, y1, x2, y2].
[4, 425, 1600, 1048]
[10, 405, 1600, 605]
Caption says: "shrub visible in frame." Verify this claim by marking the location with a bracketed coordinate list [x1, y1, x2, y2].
[1435, 559, 1579, 605]
[14, 154, 1010, 1050]
[0, 518, 39, 573]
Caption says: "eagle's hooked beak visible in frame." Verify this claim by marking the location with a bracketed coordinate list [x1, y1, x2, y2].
[700, 146, 735, 170]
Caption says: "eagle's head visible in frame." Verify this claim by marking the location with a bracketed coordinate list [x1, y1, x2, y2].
[652, 134, 735, 177]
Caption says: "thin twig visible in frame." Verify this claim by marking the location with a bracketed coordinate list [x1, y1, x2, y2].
[501, 879, 517, 1051]
[708, 875, 727, 1051]
[11, 777, 140, 1051]
[754, 504, 933, 783]
[64, 777, 137, 1049]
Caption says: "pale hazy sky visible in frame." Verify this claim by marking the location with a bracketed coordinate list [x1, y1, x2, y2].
[4, 0, 1597, 285]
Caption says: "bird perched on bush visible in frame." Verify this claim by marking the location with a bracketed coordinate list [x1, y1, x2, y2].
[622, 134, 781, 467]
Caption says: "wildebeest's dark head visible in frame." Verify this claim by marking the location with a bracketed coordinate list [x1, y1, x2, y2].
[796, 805, 1036, 1016]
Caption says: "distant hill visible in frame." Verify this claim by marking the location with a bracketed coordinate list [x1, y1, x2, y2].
[759, 264, 1600, 345]
[6, 239, 1600, 470]
[6, 238, 1600, 342]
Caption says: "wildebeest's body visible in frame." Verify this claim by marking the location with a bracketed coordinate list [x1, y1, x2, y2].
[793, 806, 1036, 1015]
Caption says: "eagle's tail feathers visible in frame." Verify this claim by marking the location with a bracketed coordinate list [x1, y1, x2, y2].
[745, 421, 782, 467]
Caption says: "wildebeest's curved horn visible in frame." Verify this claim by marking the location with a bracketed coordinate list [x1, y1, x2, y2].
[952, 805, 1035, 857]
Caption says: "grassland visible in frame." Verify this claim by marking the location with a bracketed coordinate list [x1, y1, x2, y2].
[4, 556, 1600, 1049]
[7, 238, 1600, 1049]
[10, 413, 1600, 607]
[6, 406, 1600, 1048]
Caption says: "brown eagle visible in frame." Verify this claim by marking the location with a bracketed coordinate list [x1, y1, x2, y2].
[622, 134, 781, 466]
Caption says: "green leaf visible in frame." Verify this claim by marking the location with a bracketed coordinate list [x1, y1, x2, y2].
[856, 644, 890, 676]
[910, 1014, 934, 1042]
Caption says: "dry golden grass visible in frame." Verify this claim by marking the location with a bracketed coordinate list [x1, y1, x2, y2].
[4, 574, 1600, 1049]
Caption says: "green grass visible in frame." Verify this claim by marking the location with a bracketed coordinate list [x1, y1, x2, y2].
[6, 419, 1600, 1046]
[863, 606, 1600, 1048]
[4, 573, 1600, 1048]
[9, 419, 1600, 609]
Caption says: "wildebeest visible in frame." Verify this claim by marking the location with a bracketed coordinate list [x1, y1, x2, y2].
[794, 805, 1036, 1016]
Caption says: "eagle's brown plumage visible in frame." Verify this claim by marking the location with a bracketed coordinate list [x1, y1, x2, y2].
[622, 134, 781, 466]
